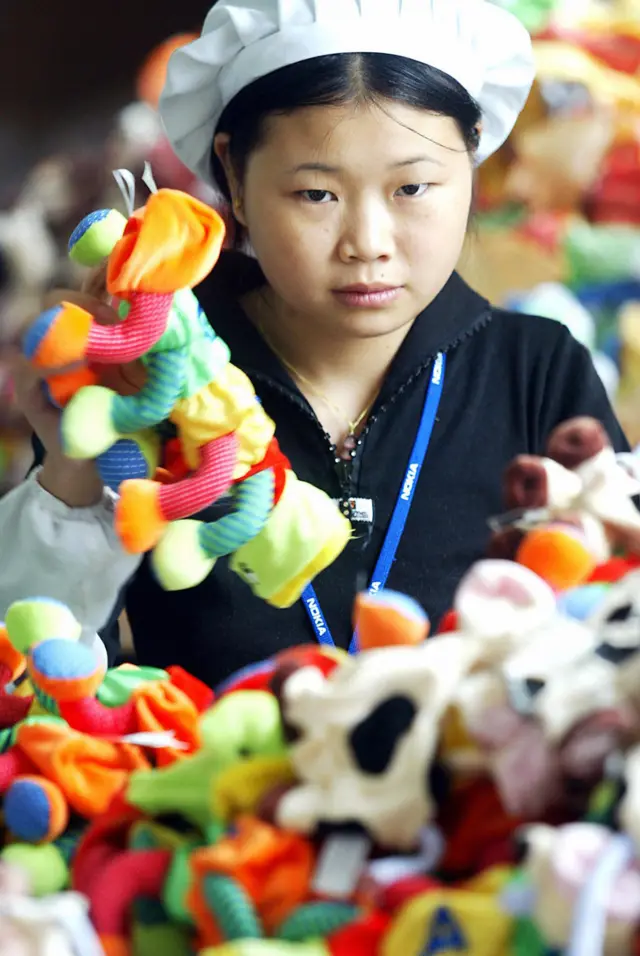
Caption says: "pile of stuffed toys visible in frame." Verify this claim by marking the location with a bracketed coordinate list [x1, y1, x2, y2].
[461, 0, 640, 438]
[1, 413, 640, 955]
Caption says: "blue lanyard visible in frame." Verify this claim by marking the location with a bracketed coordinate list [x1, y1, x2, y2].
[302, 352, 446, 654]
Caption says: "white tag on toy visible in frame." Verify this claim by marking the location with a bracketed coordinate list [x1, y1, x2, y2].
[312, 833, 372, 899]
[112, 730, 190, 750]
[142, 161, 158, 195]
[567, 832, 636, 956]
[113, 168, 136, 217]
[487, 506, 551, 533]
[365, 826, 445, 886]
[103, 486, 120, 507]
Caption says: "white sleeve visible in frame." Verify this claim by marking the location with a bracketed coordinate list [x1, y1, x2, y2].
[0, 469, 142, 646]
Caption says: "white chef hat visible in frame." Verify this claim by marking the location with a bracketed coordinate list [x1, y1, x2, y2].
[159, 0, 535, 187]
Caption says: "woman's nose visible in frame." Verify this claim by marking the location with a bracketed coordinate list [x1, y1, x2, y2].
[338, 200, 395, 263]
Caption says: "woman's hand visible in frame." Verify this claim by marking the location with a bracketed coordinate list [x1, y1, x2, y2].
[10, 277, 120, 508]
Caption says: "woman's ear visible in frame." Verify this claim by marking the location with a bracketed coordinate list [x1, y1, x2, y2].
[471, 122, 483, 160]
[213, 133, 246, 225]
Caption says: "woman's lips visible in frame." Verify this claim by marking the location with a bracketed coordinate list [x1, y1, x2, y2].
[332, 284, 403, 308]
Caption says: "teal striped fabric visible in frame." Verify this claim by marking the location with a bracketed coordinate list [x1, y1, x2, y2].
[112, 348, 188, 434]
[198, 469, 275, 558]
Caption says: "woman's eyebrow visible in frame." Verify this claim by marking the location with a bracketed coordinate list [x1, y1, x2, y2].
[287, 154, 443, 174]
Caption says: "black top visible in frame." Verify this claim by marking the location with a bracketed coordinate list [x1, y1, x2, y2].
[33, 253, 629, 687]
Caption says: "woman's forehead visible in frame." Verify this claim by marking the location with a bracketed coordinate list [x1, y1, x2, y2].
[255, 101, 466, 170]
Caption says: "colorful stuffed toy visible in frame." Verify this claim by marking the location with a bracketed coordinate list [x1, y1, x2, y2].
[126, 689, 294, 837]
[269, 633, 481, 850]
[3, 597, 213, 768]
[489, 416, 640, 591]
[507, 823, 640, 956]
[0, 715, 150, 845]
[0, 596, 111, 727]
[22, 177, 351, 605]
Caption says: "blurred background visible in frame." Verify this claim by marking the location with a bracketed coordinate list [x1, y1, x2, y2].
[0, 0, 639, 494]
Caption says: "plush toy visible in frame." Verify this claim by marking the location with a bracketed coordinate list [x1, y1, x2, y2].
[10, 417, 640, 952]
[126, 689, 293, 836]
[0, 621, 33, 728]
[0, 596, 113, 728]
[2, 596, 213, 769]
[0, 875, 104, 956]
[71, 807, 359, 956]
[489, 416, 640, 591]
[1, 831, 84, 898]
[507, 281, 620, 398]
[503, 105, 616, 215]
[186, 816, 354, 949]
[509, 823, 640, 956]
[379, 865, 515, 956]
[0, 167, 74, 346]
[0, 594, 247, 848]
[23, 179, 351, 604]
[0, 715, 150, 845]
[269, 631, 481, 850]
[452, 562, 640, 822]
[71, 758, 366, 955]
[75, 832, 180, 956]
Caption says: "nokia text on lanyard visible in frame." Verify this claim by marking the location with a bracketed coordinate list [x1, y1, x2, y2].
[302, 352, 446, 654]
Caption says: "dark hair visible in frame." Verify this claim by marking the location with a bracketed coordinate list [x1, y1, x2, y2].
[212, 52, 482, 200]
[212, 53, 481, 249]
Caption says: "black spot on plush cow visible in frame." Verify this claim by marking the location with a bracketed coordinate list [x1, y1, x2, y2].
[266, 635, 479, 851]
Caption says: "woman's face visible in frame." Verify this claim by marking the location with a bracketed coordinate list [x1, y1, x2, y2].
[219, 99, 474, 340]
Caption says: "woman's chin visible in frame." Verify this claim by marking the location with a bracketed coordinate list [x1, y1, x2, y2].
[333, 307, 417, 341]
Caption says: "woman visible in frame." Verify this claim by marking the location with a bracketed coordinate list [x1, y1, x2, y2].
[0, 0, 628, 688]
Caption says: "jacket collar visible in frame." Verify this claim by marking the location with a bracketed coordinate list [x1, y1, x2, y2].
[196, 251, 492, 405]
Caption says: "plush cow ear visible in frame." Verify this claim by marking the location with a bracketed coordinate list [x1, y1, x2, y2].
[547, 416, 609, 470]
[504, 455, 549, 510]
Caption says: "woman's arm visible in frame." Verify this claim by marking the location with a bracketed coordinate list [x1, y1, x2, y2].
[0, 438, 141, 662]
[535, 326, 629, 453]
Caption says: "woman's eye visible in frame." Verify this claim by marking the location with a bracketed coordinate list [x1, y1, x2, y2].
[397, 183, 430, 198]
[299, 189, 335, 204]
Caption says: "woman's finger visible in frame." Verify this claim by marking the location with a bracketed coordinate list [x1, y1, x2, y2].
[81, 262, 109, 299]
[8, 353, 42, 395]
[41, 288, 119, 326]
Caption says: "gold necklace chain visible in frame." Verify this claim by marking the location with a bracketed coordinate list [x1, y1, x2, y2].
[276, 349, 372, 435]
[255, 320, 373, 445]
